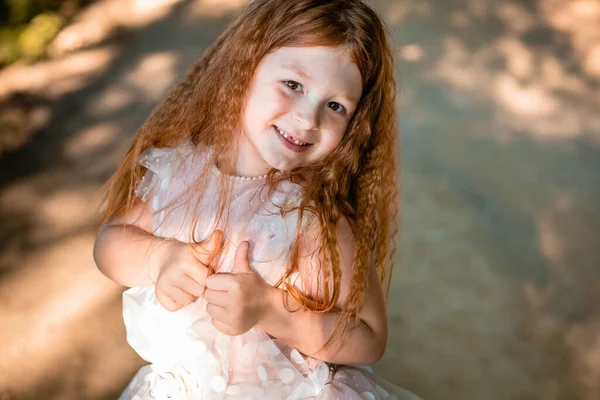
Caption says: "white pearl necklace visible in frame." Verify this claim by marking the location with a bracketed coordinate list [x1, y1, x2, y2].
[211, 164, 268, 181]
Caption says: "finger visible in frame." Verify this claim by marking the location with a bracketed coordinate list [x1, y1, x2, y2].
[206, 302, 229, 321]
[155, 290, 183, 312]
[184, 263, 209, 287]
[206, 273, 235, 291]
[204, 288, 230, 308]
[165, 285, 197, 306]
[177, 274, 205, 297]
[232, 241, 252, 274]
[193, 230, 224, 264]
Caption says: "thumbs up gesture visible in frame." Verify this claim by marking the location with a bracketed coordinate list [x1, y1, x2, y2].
[154, 230, 223, 312]
[204, 241, 272, 336]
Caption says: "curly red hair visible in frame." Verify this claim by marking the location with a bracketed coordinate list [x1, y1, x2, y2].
[101, 0, 399, 350]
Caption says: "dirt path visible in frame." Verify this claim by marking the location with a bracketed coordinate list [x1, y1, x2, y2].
[0, 1, 599, 399]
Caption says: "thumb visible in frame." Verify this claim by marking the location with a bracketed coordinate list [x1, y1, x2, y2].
[232, 241, 253, 274]
[193, 230, 223, 264]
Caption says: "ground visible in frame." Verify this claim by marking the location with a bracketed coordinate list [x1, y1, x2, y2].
[0, 0, 599, 399]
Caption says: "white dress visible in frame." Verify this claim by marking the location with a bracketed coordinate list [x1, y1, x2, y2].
[119, 141, 421, 400]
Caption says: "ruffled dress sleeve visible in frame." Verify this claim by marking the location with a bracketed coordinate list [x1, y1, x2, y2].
[133, 140, 204, 238]
[135, 145, 182, 204]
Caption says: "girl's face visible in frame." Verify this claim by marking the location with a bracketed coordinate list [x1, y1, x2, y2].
[236, 46, 363, 176]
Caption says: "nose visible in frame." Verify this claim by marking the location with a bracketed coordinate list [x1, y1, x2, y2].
[293, 101, 319, 131]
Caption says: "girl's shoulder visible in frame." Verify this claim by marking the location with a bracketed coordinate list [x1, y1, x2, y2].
[136, 139, 211, 203]
[139, 139, 209, 177]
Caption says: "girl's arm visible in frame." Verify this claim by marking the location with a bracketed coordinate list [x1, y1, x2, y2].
[93, 200, 163, 287]
[257, 217, 389, 366]
[94, 200, 216, 312]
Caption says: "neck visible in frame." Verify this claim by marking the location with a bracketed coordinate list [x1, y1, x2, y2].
[232, 132, 272, 178]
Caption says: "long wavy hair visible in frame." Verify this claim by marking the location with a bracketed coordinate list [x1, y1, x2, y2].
[102, 0, 399, 351]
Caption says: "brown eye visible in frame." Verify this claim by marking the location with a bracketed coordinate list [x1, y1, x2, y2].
[284, 81, 302, 91]
[328, 102, 345, 113]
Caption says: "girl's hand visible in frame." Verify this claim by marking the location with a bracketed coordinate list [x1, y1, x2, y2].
[204, 241, 272, 336]
[155, 230, 223, 312]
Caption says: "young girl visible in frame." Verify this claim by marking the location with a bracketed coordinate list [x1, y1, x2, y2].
[94, 0, 420, 398]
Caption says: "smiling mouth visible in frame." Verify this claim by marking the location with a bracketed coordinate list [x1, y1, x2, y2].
[274, 126, 311, 146]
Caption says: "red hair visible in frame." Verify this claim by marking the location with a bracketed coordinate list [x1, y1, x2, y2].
[101, 0, 399, 349]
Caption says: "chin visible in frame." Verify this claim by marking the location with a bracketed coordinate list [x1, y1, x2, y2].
[267, 158, 296, 172]
[262, 154, 297, 172]
[257, 148, 291, 172]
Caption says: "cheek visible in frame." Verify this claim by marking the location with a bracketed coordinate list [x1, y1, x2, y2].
[318, 127, 346, 156]
[244, 87, 289, 127]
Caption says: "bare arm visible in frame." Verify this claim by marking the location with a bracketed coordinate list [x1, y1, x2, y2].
[94, 197, 219, 314]
[93, 197, 211, 288]
[256, 217, 389, 365]
[93, 200, 162, 287]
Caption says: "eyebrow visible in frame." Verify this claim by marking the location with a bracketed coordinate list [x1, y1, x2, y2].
[280, 64, 359, 104]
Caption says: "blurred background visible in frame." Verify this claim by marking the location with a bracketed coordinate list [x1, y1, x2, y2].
[0, 0, 599, 399]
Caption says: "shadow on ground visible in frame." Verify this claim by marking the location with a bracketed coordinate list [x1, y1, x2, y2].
[0, 0, 598, 399]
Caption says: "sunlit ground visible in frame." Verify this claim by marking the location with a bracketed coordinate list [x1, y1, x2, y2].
[0, 0, 599, 399]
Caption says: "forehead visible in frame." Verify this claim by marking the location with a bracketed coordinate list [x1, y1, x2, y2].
[260, 46, 362, 98]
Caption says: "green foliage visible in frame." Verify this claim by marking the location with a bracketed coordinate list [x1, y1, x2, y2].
[18, 11, 63, 60]
[0, 28, 21, 65]
[0, 0, 93, 67]
[3, 0, 63, 25]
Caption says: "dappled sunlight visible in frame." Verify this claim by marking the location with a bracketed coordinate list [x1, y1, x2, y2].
[49, 0, 186, 57]
[64, 123, 122, 159]
[540, 0, 600, 80]
[0, 94, 51, 156]
[86, 88, 136, 117]
[584, 44, 600, 77]
[122, 51, 180, 101]
[0, 234, 131, 398]
[497, 37, 535, 79]
[399, 44, 425, 62]
[387, 0, 600, 397]
[0, 0, 188, 101]
[0, 236, 110, 342]
[132, 0, 185, 15]
[421, 0, 600, 142]
[0, 180, 103, 274]
[40, 187, 103, 230]
[0, 1, 238, 396]
[81, 51, 180, 120]
[494, 73, 560, 118]
[384, 2, 433, 25]
[187, 0, 249, 19]
[0, 0, 598, 398]
[0, 45, 119, 99]
[432, 36, 493, 93]
[496, 3, 536, 34]
[542, 0, 600, 61]
[523, 190, 600, 399]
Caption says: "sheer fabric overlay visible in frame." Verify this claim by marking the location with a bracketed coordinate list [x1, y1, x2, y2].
[119, 141, 420, 400]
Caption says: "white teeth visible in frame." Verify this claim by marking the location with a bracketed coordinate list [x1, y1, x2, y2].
[276, 126, 308, 146]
